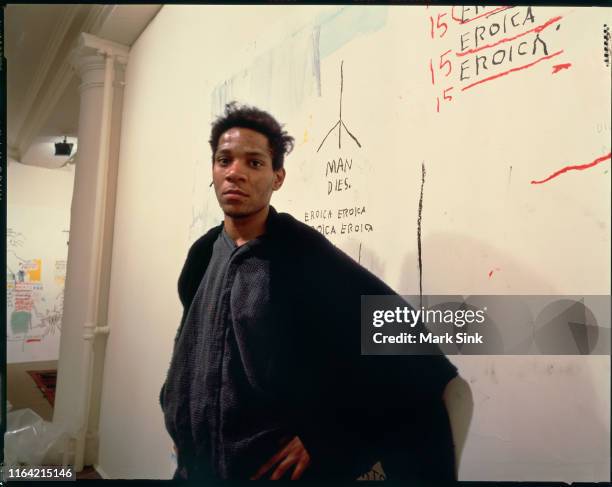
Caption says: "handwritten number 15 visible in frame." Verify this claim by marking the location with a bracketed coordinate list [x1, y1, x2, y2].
[429, 50, 453, 85]
[429, 13, 448, 39]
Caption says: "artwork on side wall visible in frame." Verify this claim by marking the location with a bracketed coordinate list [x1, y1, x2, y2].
[7, 205, 71, 363]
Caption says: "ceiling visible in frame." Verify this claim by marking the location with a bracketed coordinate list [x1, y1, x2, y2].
[4, 4, 162, 168]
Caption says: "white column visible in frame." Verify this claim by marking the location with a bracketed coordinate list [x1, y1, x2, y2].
[53, 33, 128, 471]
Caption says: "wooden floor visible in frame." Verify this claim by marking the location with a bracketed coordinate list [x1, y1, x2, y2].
[6, 360, 102, 479]
[76, 466, 103, 479]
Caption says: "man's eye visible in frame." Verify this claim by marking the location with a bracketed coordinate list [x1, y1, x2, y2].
[250, 160, 263, 167]
[217, 158, 230, 165]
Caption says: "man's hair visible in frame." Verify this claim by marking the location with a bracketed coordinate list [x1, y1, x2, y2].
[209, 102, 295, 171]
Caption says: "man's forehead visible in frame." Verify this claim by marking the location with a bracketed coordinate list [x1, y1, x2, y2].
[219, 127, 265, 141]
[217, 127, 272, 154]
[215, 147, 270, 156]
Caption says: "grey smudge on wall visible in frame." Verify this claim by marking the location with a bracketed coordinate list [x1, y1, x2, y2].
[484, 362, 499, 384]
[489, 364, 498, 384]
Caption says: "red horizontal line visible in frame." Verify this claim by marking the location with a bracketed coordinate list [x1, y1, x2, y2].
[531, 152, 611, 185]
[461, 50, 564, 91]
[26, 338, 41, 343]
[456, 15, 563, 57]
[452, 6, 512, 25]
[552, 62, 572, 74]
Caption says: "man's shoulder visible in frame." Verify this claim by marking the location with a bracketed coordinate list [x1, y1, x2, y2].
[272, 211, 325, 242]
[185, 222, 224, 261]
[270, 210, 343, 259]
[272, 210, 393, 291]
[189, 223, 223, 254]
[177, 223, 223, 306]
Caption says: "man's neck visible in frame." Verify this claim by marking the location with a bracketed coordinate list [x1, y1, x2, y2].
[223, 205, 270, 246]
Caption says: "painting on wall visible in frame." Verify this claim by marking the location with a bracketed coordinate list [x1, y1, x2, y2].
[7, 206, 70, 363]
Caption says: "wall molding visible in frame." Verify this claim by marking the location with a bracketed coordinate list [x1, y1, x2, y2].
[17, 62, 77, 158]
[12, 5, 81, 143]
[14, 5, 120, 163]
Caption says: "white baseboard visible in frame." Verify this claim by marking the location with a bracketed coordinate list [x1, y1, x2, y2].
[93, 464, 109, 479]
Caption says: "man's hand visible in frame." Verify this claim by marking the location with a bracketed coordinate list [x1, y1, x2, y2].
[251, 436, 311, 480]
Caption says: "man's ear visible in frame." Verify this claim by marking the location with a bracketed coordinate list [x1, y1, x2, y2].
[273, 168, 286, 191]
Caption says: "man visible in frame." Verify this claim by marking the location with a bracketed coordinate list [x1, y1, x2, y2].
[160, 102, 459, 481]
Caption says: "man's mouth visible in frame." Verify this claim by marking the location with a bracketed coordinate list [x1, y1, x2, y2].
[223, 189, 248, 197]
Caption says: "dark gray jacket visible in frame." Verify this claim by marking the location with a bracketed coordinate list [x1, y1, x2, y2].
[160, 207, 457, 481]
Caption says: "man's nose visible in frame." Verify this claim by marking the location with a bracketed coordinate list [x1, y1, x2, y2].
[225, 159, 247, 181]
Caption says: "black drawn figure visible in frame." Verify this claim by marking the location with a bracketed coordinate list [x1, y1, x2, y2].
[604, 24, 610, 67]
[317, 61, 362, 152]
[417, 162, 426, 308]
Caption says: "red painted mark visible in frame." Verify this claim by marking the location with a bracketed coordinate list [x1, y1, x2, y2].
[552, 62, 572, 74]
[452, 6, 512, 24]
[462, 50, 564, 91]
[488, 267, 501, 278]
[26, 338, 41, 343]
[429, 59, 435, 85]
[456, 16, 563, 57]
[531, 152, 612, 185]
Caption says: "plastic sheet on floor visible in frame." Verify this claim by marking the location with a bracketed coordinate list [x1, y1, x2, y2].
[4, 408, 69, 466]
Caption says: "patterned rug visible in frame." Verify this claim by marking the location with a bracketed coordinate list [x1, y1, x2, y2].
[26, 369, 57, 406]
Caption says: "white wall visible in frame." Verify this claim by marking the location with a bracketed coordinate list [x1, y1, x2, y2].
[97, 5, 610, 481]
[7, 160, 75, 363]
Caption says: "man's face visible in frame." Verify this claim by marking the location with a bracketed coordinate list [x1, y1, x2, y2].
[213, 127, 285, 219]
